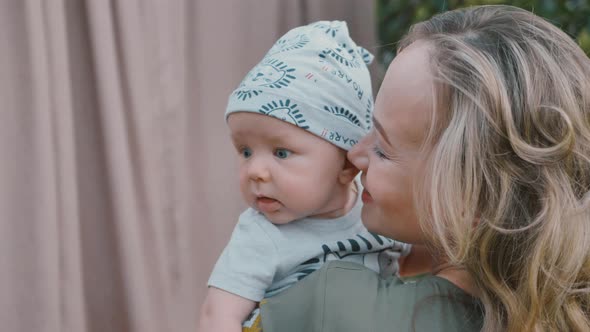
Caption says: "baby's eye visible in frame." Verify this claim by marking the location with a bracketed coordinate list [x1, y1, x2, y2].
[240, 147, 252, 159]
[274, 148, 291, 159]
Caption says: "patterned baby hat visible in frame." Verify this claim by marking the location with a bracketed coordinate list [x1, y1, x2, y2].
[225, 21, 374, 150]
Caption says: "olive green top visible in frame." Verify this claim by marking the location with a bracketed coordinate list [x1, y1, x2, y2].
[260, 261, 483, 332]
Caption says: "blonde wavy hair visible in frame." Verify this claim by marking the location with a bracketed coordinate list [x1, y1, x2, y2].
[399, 5, 590, 331]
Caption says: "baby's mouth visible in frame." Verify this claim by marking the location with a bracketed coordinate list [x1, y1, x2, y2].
[256, 196, 281, 213]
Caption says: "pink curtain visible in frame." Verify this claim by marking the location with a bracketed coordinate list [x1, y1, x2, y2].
[0, 1, 377, 331]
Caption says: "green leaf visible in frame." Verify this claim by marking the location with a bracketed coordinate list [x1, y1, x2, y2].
[577, 28, 590, 55]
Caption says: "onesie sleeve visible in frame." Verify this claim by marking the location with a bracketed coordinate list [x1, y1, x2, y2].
[207, 209, 279, 302]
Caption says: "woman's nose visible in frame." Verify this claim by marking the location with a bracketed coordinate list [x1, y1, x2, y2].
[247, 156, 271, 182]
[347, 136, 369, 171]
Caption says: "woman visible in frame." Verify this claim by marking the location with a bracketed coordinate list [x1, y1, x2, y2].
[259, 5, 590, 331]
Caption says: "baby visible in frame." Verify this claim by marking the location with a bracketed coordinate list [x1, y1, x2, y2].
[198, 21, 410, 332]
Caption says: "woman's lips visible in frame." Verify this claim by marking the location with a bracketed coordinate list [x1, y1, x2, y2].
[361, 189, 373, 204]
[256, 197, 281, 213]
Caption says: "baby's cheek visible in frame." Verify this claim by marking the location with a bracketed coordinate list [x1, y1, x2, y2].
[238, 175, 252, 199]
[280, 181, 308, 206]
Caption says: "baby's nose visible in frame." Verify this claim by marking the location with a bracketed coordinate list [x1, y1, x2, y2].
[247, 157, 271, 182]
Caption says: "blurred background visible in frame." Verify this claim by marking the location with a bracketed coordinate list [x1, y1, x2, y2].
[1, 1, 588, 331]
[377, 0, 590, 80]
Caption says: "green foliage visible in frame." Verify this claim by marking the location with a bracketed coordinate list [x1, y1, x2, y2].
[377, 0, 590, 67]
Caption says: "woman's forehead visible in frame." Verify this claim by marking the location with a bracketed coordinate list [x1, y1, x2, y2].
[375, 42, 434, 148]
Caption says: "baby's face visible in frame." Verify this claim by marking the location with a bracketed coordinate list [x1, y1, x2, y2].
[228, 112, 347, 224]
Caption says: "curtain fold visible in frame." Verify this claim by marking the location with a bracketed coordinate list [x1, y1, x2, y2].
[1, 1, 376, 331]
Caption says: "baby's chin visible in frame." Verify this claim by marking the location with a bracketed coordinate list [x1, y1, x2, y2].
[266, 215, 297, 225]
[259, 210, 298, 225]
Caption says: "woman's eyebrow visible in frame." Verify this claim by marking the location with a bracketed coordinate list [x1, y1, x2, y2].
[372, 116, 392, 146]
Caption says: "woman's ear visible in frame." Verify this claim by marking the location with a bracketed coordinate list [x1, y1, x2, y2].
[339, 158, 360, 185]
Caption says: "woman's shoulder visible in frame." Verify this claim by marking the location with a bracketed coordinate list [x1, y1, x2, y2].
[307, 260, 476, 301]
[261, 261, 483, 332]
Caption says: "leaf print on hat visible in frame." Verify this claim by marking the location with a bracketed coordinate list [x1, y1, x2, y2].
[266, 34, 310, 57]
[248, 59, 296, 89]
[365, 98, 373, 130]
[323, 106, 362, 127]
[234, 89, 263, 101]
[259, 99, 309, 129]
[311, 21, 341, 38]
[319, 43, 361, 68]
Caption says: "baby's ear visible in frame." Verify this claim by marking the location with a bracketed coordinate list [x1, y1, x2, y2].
[339, 158, 359, 185]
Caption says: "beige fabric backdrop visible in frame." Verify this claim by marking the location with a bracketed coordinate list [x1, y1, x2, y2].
[1, 1, 376, 331]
